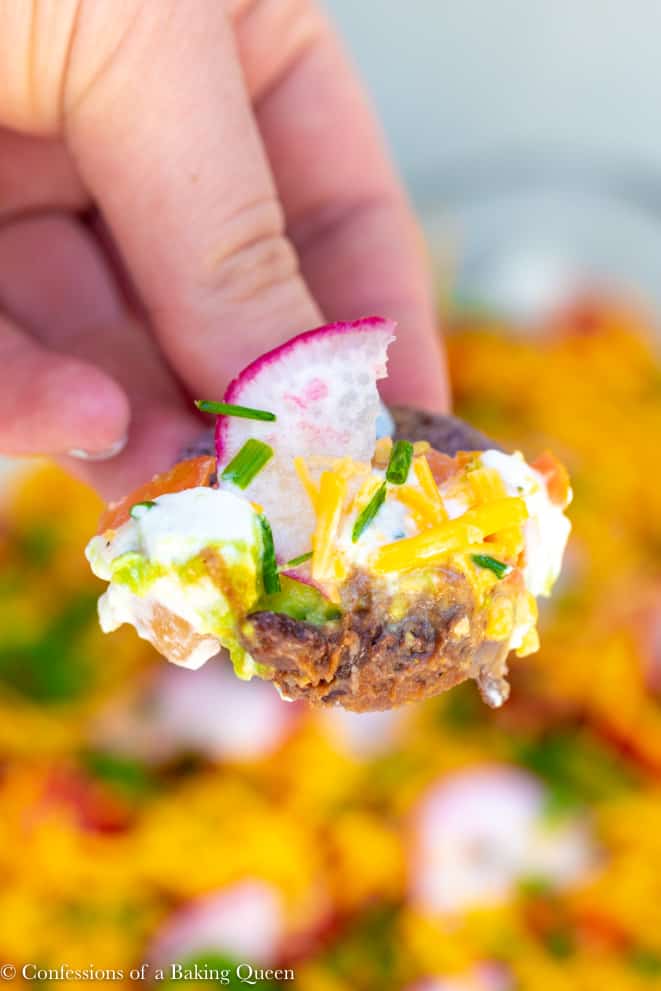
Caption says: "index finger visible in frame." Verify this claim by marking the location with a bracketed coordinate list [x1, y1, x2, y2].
[64, 1, 321, 397]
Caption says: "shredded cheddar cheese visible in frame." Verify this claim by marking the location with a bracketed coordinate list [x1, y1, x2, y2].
[485, 595, 515, 640]
[350, 475, 384, 515]
[486, 524, 525, 561]
[394, 486, 443, 529]
[372, 437, 393, 468]
[516, 626, 540, 656]
[372, 497, 527, 574]
[311, 471, 348, 582]
[463, 497, 528, 534]
[468, 467, 506, 506]
[413, 457, 448, 522]
[294, 457, 319, 510]
[371, 521, 478, 574]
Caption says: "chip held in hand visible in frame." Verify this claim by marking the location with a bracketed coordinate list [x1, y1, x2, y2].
[86, 318, 571, 711]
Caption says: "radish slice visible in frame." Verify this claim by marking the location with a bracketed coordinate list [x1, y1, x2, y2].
[405, 963, 512, 991]
[92, 660, 299, 764]
[409, 765, 597, 915]
[216, 317, 395, 561]
[147, 881, 283, 967]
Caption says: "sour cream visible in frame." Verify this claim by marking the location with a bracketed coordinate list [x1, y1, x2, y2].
[87, 487, 259, 580]
[480, 449, 572, 597]
[324, 448, 570, 605]
[86, 487, 261, 672]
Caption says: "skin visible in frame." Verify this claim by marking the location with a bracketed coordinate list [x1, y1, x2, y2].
[0, 0, 448, 499]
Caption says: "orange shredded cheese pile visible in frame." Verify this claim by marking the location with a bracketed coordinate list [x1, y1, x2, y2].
[311, 471, 348, 582]
[296, 436, 531, 583]
[412, 457, 448, 523]
[372, 497, 528, 574]
[293, 456, 319, 510]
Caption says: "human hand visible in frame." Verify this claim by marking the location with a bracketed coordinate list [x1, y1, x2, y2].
[0, 0, 447, 498]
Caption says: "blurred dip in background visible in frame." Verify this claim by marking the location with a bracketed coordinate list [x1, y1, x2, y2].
[328, 0, 661, 320]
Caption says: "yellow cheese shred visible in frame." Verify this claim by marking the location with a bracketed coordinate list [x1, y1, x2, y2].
[350, 475, 384, 515]
[464, 497, 528, 533]
[394, 486, 442, 529]
[413, 457, 448, 522]
[372, 497, 527, 574]
[485, 595, 515, 640]
[312, 471, 348, 582]
[293, 456, 319, 510]
[468, 467, 506, 506]
[372, 437, 393, 468]
[485, 525, 525, 561]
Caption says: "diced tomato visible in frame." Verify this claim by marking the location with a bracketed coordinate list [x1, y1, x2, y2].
[97, 456, 216, 533]
[40, 767, 132, 834]
[531, 450, 571, 507]
[424, 449, 459, 485]
[573, 907, 630, 951]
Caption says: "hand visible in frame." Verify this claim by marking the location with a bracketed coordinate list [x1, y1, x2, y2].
[0, 0, 448, 498]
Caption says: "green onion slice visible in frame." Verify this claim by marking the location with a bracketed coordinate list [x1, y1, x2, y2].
[279, 551, 313, 571]
[352, 482, 387, 543]
[221, 439, 273, 489]
[129, 500, 157, 519]
[386, 439, 413, 485]
[471, 553, 511, 579]
[195, 399, 276, 422]
[258, 515, 281, 595]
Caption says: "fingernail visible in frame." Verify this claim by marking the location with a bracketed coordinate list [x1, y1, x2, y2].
[67, 433, 128, 462]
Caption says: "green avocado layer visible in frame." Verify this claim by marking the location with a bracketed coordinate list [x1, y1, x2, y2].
[251, 575, 341, 626]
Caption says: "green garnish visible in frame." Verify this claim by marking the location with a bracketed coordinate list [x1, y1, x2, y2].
[195, 399, 276, 422]
[110, 552, 164, 593]
[279, 551, 313, 571]
[352, 482, 387, 542]
[252, 575, 341, 625]
[221, 439, 273, 489]
[258, 515, 281, 595]
[386, 440, 413, 485]
[630, 950, 661, 976]
[129, 500, 157, 519]
[83, 751, 156, 799]
[471, 554, 511, 579]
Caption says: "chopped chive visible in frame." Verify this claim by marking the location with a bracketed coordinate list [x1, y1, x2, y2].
[386, 440, 413, 485]
[221, 439, 273, 489]
[352, 482, 387, 542]
[471, 553, 511, 579]
[129, 500, 157, 519]
[258, 515, 281, 594]
[279, 551, 313, 571]
[195, 399, 276, 422]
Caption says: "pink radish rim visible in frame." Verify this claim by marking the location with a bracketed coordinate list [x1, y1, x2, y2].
[215, 316, 392, 460]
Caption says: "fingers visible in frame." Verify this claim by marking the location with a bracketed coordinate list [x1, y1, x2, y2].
[0, 128, 88, 220]
[63, 0, 321, 399]
[0, 311, 129, 457]
[0, 213, 202, 497]
[239, 2, 448, 410]
[0, 0, 446, 423]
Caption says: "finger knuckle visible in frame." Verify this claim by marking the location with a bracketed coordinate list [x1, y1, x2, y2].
[204, 195, 300, 303]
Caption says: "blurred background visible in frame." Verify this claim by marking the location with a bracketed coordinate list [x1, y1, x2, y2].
[332, 0, 661, 319]
[1, 3, 661, 989]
